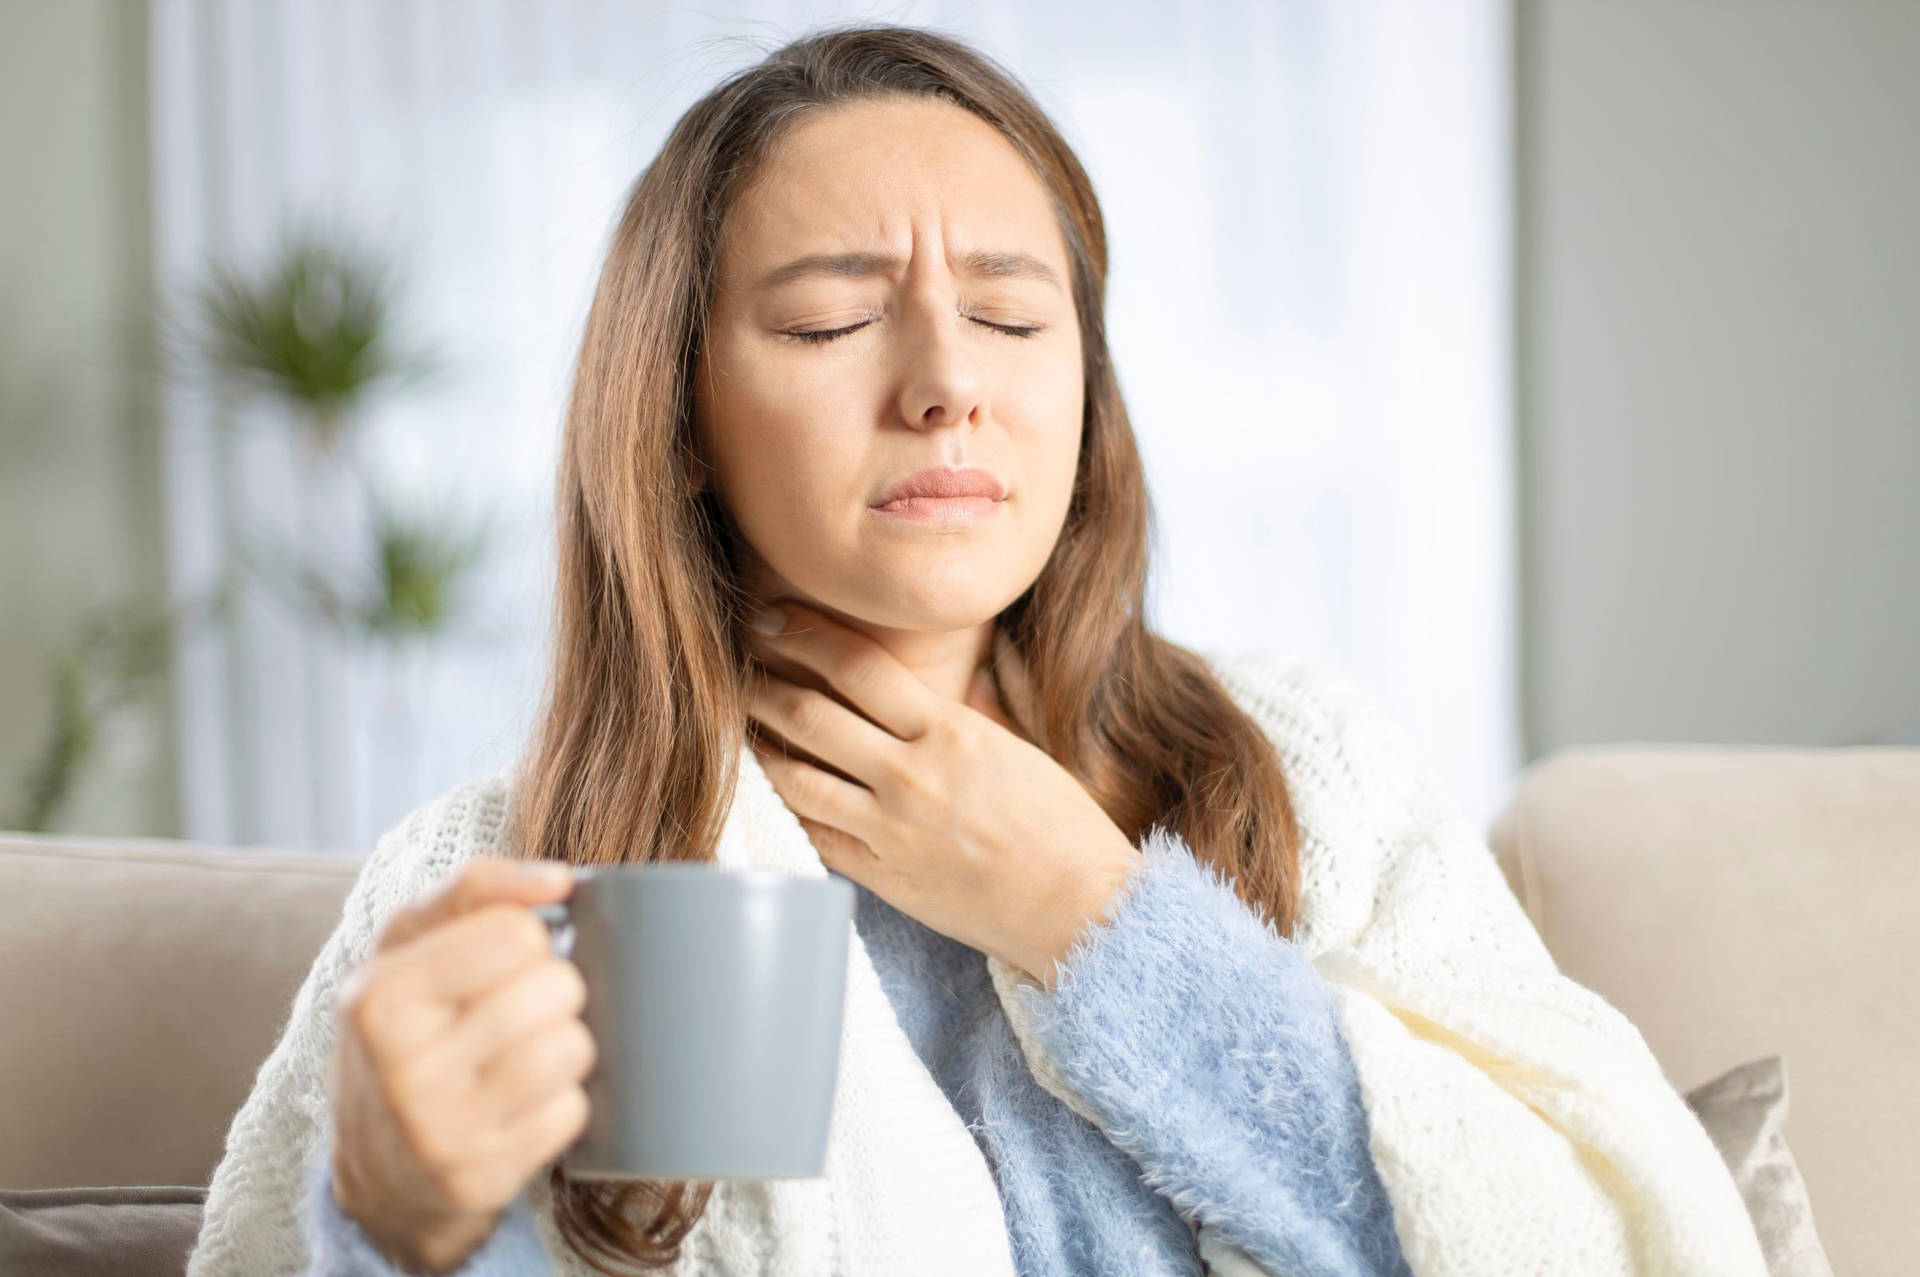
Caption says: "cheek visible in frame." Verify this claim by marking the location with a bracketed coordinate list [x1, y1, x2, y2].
[1010, 357, 1085, 514]
[703, 345, 864, 536]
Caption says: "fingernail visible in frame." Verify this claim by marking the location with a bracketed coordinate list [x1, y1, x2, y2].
[750, 605, 787, 636]
[519, 860, 571, 883]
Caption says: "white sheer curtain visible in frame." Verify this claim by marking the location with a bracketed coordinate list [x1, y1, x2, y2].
[149, 0, 1515, 854]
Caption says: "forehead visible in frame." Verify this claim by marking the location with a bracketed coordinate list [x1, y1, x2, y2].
[717, 96, 1067, 279]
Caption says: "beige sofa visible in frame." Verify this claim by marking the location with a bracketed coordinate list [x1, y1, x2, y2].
[2, 745, 1914, 1274]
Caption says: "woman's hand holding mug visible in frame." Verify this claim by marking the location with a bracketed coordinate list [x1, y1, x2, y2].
[326, 856, 591, 1275]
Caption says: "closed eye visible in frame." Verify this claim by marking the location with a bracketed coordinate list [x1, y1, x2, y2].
[781, 317, 1046, 345]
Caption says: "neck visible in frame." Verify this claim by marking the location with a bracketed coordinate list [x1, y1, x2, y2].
[853, 615, 997, 704]
[738, 550, 1003, 705]
[775, 596, 996, 705]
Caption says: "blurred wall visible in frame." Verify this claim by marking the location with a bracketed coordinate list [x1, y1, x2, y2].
[0, 1, 176, 835]
[1516, 0, 1920, 757]
[9, 0, 1919, 834]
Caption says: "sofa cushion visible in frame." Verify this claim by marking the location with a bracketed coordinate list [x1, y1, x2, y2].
[0, 833, 361, 1189]
[1487, 745, 1920, 1277]
[1, 1055, 1830, 1277]
[1685, 1055, 1833, 1277]
[0, 1185, 205, 1277]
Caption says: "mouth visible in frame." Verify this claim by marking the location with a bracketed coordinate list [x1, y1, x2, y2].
[869, 465, 1007, 525]
[868, 494, 1006, 524]
[871, 465, 1007, 507]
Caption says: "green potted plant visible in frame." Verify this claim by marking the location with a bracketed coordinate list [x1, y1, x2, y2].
[6, 587, 234, 833]
[181, 222, 493, 843]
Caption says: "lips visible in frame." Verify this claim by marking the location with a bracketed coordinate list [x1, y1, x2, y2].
[872, 466, 1007, 507]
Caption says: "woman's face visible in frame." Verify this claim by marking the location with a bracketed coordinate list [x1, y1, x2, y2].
[694, 95, 1085, 635]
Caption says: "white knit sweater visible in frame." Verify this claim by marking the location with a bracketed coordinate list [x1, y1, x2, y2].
[186, 647, 1768, 1276]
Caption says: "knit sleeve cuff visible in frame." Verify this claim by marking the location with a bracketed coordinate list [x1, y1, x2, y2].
[984, 826, 1409, 1276]
[301, 1142, 555, 1276]
[989, 825, 1345, 1071]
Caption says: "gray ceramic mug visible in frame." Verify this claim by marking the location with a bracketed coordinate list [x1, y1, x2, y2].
[530, 864, 854, 1181]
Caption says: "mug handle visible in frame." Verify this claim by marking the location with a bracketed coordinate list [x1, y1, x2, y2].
[531, 901, 576, 959]
[530, 866, 596, 960]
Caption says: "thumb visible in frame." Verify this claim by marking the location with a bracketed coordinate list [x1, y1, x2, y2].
[376, 855, 572, 954]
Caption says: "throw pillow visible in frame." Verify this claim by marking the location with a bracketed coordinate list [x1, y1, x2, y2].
[0, 1184, 206, 1277]
[1683, 1054, 1834, 1277]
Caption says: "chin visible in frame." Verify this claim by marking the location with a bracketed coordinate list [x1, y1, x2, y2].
[835, 573, 1012, 633]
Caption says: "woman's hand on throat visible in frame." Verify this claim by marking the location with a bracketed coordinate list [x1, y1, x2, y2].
[744, 602, 1139, 988]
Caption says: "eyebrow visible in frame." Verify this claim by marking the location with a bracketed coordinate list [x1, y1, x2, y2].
[752, 247, 1063, 293]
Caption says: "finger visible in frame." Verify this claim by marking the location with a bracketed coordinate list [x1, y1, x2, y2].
[444, 1082, 589, 1209]
[750, 602, 934, 739]
[492, 1081, 590, 1173]
[796, 815, 880, 883]
[748, 668, 907, 791]
[753, 740, 885, 844]
[377, 856, 572, 955]
[472, 1017, 597, 1127]
[417, 956, 588, 1081]
[382, 901, 559, 1009]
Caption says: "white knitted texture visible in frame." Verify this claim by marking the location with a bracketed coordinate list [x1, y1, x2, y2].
[185, 743, 1017, 1277]
[186, 647, 1769, 1277]
[1167, 649, 1763, 1276]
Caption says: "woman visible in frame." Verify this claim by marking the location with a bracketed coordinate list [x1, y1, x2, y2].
[186, 22, 1767, 1277]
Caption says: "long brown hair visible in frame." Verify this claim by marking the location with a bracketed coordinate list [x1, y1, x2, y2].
[507, 20, 1302, 1273]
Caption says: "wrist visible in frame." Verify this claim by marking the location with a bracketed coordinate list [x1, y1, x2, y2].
[358, 1207, 500, 1277]
[331, 1155, 498, 1276]
[403, 1218, 503, 1277]
[1019, 841, 1139, 992]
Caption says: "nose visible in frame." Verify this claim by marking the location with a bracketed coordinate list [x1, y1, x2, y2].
[892, 286, 986, 433]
